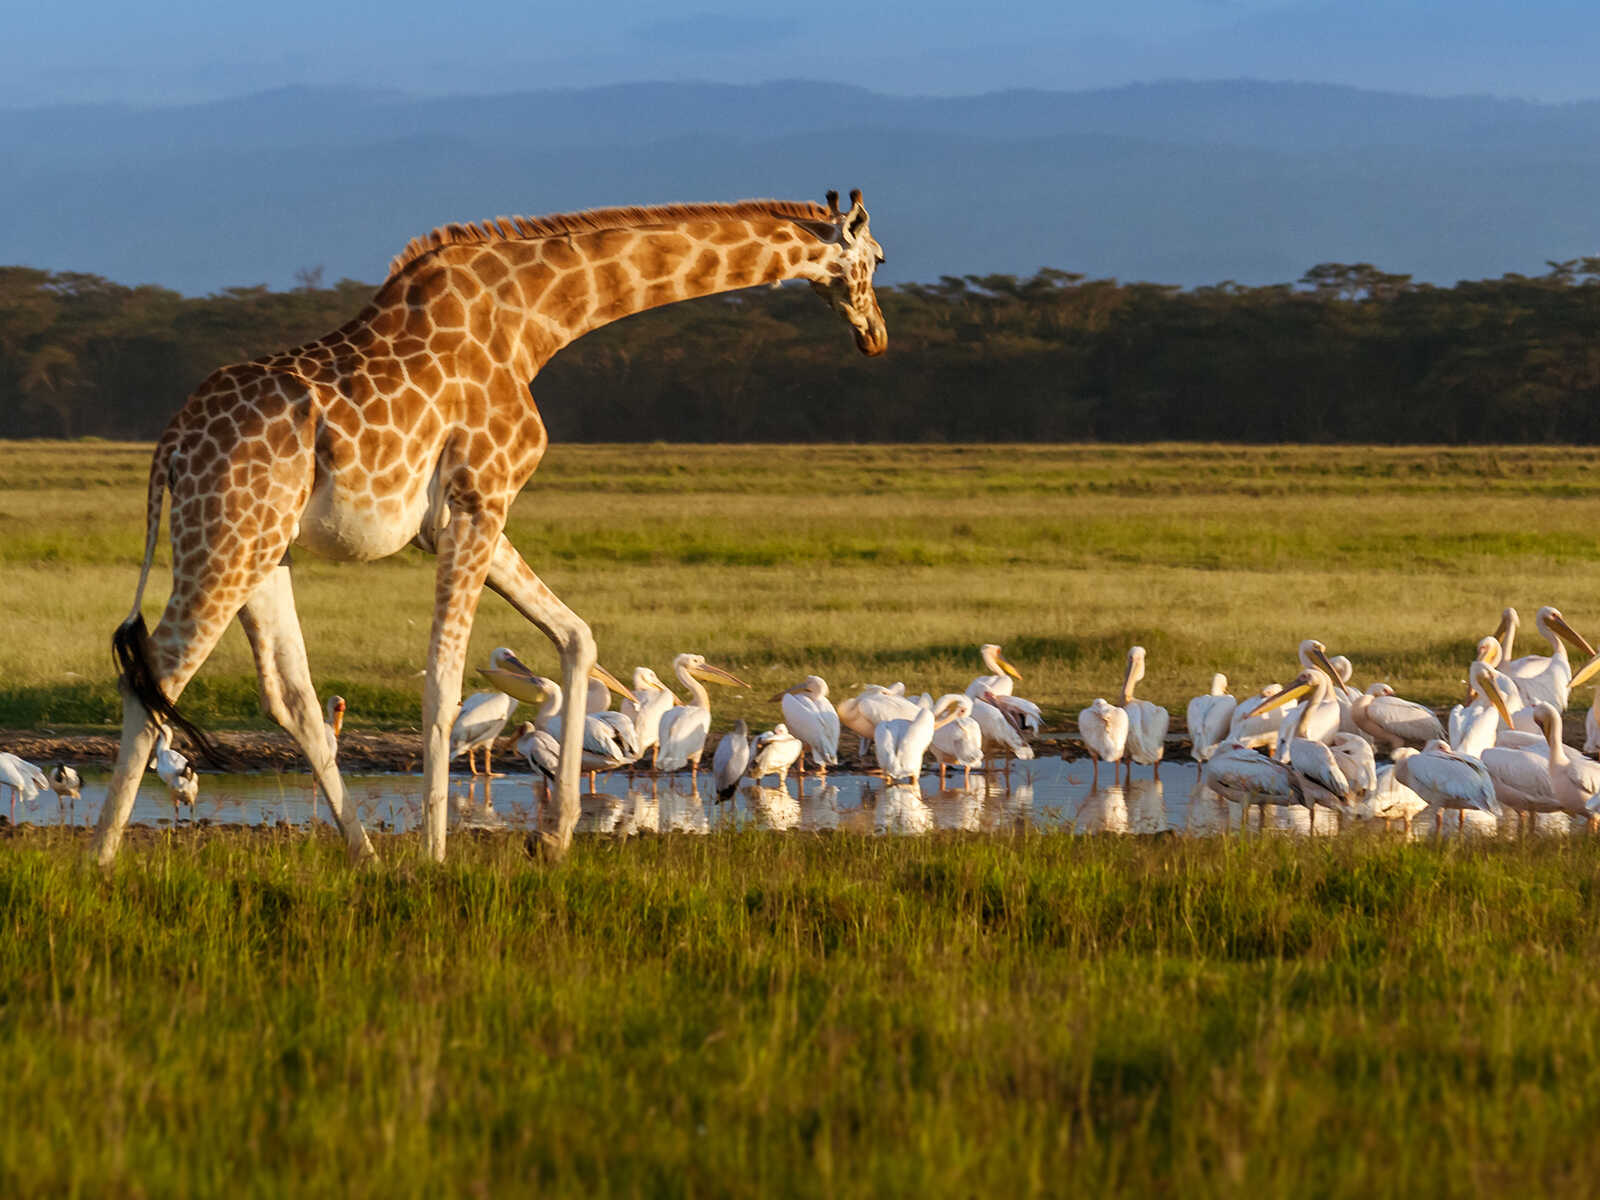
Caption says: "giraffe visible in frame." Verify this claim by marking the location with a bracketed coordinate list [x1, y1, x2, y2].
[92, 189, 887, 865]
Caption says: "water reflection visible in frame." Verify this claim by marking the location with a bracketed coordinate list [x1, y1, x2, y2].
[10, 756, 1557, 841]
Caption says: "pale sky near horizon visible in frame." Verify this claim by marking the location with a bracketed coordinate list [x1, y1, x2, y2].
[8, 1, 1600, 108]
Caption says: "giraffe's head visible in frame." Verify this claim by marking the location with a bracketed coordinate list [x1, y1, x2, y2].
[808, 189, 887, 357]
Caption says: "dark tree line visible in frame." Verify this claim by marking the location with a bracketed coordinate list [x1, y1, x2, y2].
[5, 259, 1600, 442]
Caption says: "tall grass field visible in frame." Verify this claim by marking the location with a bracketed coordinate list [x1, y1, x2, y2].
[5, 440, 1600, 1193]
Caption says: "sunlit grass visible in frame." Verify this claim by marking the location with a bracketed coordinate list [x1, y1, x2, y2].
[5, 829, 1600, 1194]
[3, 441, 1600, 731]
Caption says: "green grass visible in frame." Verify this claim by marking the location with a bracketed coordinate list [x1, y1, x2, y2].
[4, 440, 1600, 734]
[6, 829, 1600, 1195]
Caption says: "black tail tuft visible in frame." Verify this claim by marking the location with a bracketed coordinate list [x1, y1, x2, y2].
[112, 615, 237, 770]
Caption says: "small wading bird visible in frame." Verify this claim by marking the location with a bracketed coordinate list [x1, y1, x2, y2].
[49, 763, 82, 823]
[712, 720, 751, 802]
[152, 725, 199, 822]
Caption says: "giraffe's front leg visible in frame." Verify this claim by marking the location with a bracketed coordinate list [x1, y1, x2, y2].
[422, 514, 500, 863]
[484, 534, 596, 858]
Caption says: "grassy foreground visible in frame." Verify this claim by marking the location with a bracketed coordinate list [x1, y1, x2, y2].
[4, 440, 1600, 735]
[4, 828, 1600, 1195]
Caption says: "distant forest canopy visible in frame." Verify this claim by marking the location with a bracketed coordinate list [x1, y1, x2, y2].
[5, 258, 1600, 443]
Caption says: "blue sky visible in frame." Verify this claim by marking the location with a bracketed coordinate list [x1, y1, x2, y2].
[9, 2, 1600, 107]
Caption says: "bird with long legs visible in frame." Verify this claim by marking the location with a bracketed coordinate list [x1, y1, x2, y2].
[1392, 740, 1501, 836]
[620, 668, 678, 770]
[1077, 698, 1129, 787]
[777, 675, 841, 775]
[91, 189, 888, 867]
[1199, 741, 1306, 834]
[0, 753, 48, 823]
[654, 653, 752, 780]
[930, 693, 984, 786]
[1120, 645, 1169, 779]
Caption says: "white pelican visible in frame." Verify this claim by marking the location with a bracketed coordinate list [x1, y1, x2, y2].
[970, 691, 1035, 765]
[1185, 673, 1237, 762]
[875, 695, 964, 786]
[1369, 751, 1429, 834]
[1501, 605, 1596, 711]
[1228, 684, 1287, 754]
[152, 725, 199, 819]
[967, 643, 1022, 697]
[655, 653, 752, 776]
[1120, 646, 1169, 778]
[1528, 700, 1600, 831]
[1480, 733, 1558, 836]
[777, 675, 841, 772]
[1391, 740, 1501, 835]
[1449, 661, 1519, 757]
[1252, 667, 1342, 748]
[929, 693, 984, 786]
[1277, 683, 1375, 832]
[450, 691, 518, 775]
[1350, 683, 1445, 753]
[0, 752, 48, 822]
[481, 650, 637, 778]
[712, 720, 751, 802]
[1077, 697, 1129, 787]
[1586, 689, 1600, 756]
[751, 724, 804, 787]
[1199, 741, 1305, 833]
[838, 684, 920, 753]
[620, 668, 678, 768]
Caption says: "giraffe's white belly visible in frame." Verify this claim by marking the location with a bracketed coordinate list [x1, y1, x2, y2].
[295, 478, 428, 562]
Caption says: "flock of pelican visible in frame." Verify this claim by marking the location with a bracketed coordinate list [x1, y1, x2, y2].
[6, 606, 1600, 841]
[1194, 606, 1600, 835]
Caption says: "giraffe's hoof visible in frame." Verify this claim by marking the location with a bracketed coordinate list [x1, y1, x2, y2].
[524, 831, 569, 863]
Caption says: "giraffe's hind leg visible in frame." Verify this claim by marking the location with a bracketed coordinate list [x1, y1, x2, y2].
[238, 564, 376, 863]
[484, 533, 598, 858]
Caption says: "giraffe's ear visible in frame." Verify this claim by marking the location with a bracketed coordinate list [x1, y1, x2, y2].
[844, 189, 869, 240]
[791, 218, 842, 244]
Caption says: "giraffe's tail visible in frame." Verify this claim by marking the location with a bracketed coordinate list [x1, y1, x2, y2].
[112, 436, 235, 769]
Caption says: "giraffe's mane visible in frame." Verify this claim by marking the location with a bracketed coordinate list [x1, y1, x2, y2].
[385, 198, 835, 280]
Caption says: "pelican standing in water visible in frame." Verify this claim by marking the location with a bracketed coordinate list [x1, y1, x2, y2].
[1392, 740, 1501, 836]
[838, 684, 919, 756]
[777, 675, 841, 774]
[0, 752, 49, 822]
[875, 695, 964, 786]
[1186, 673, 1237, 763]
[751, 724, 804, 787]
[967, 643, 1023, 697]
[655, 653, 752, 778]
[1078, 697, 1129, 787]
[451, 690, 518, 775]
[1199, 741, 1305, 834]
[929, 693, 984, 786]
[483, 653, 638, 786]
[1500, 606, 1597, 711]
[1120, 645, 1169, 779]
[620, 668, 678, 769]
[1527, 700, 1600, 831]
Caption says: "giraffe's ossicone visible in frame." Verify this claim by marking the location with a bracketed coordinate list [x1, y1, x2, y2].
[92, 190, 888, 866]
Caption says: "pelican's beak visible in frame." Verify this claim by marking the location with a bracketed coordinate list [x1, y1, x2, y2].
[997, 653, 1022, 681]
[693, 662, 752, 688]
[1308, 645, 1343, 685]
[1551, 613, 1596, 658]
[479, 650, 547, 703]
[591, 663, 634, 700]
[1570, 651, 1600, 691]
[1253, 681, 1314, 716]
[771, 684, 802, 702]
[1486, 683, 1514, 730]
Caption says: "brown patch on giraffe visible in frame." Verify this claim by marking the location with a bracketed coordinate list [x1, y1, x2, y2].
[538, 270, 593, 319]
[431, 293, 467, 330]
[689, 249, 722, 287]
[540, 239, 581, 271]
[471, 251, 510, 287]
[634, 233, 692, 281]
[404, 305, 434, 341]
[469, 299, 495, 345]
[723, 241, 765, 286]
[711, 222, 751, 246]
[513, 263, 556, 307]
[487, 330, 512, 362]
[643, 281, 679, 310]
[593, 261, 634, 308]
[785, 245, 804, 267]
[584, 229, 635, 260]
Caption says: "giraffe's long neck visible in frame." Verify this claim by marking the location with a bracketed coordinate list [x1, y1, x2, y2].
[416, 214, 840, 381]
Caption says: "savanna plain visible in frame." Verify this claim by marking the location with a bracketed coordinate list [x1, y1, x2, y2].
[6, 440, 1600, 1195]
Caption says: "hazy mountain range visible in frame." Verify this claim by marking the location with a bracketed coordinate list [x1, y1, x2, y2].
[6, 78, 1600, 294]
